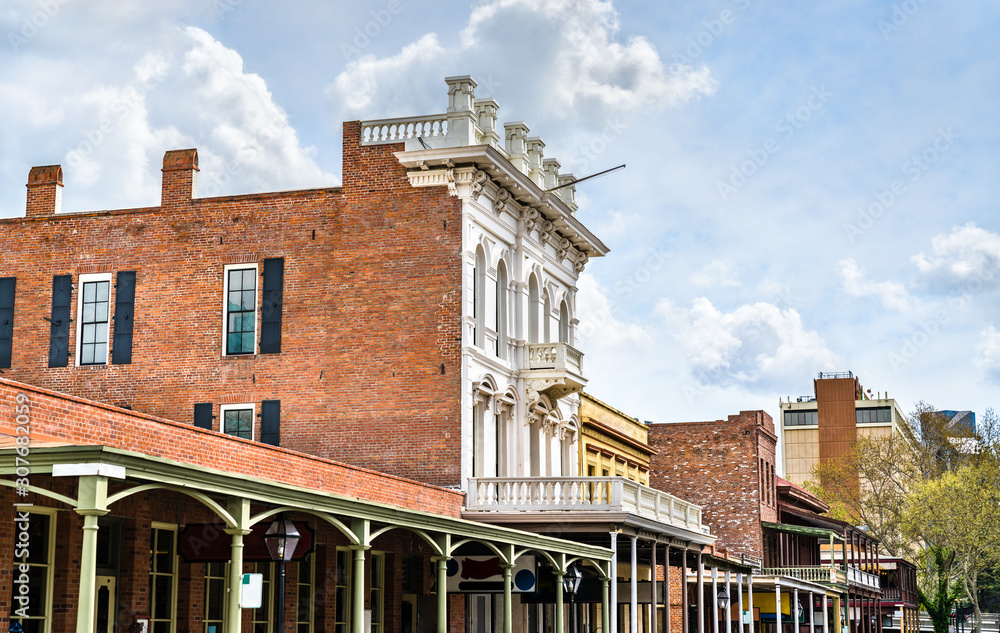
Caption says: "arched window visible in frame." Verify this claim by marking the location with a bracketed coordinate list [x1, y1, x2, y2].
[496, 260, 508, 358]
[558, 300, 569, 343]
[474, 247, 486, 348]
[528, 274, 539, 344]
[543, 294, 551, 343]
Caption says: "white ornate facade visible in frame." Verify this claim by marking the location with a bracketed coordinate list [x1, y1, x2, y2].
[361, 75, 609, 490]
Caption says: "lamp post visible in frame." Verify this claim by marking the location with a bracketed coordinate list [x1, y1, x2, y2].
[563, 565, 583, 633]
[718, 588, 730, 631]
[264, 514, 301, 633]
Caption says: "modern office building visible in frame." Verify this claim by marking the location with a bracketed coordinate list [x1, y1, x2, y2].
[779, 372, 907, 487]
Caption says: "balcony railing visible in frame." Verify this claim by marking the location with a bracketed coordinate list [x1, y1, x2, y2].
[761, 566, 846, 585]
[525, 342, 583, 373]
[466, 476, 708, 534]
[361, 115, 449, 145]
[846, 566, 881, 590]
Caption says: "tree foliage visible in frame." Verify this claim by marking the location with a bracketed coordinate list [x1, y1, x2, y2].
[807, 404, 1000, 630]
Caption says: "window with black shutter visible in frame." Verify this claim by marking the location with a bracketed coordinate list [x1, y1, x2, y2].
[112, 271, 136, 364]
[260, 400, 281, 446]
[0, 277, 15, 368]
[259, 258, 284, 354]
[48, 275, 72, 367]
[194, 403, 214, 430]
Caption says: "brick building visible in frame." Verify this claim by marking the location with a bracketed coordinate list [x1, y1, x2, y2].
[648, 413, 885, 633]
[0, 75, 634, 633]
[0, 75, 733, 633]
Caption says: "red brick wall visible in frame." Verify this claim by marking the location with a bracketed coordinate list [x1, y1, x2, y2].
[648, 411, 777, 560]
[0, 377, 465, 516]
[0, 122, 465, 486]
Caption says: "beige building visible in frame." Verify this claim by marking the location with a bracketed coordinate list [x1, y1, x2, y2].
[780, 372, 906, 486]
[579, 393, 652, 484]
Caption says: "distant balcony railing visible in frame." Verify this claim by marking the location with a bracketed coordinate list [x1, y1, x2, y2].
[525, 342, 583, 374]
[761, 566, 846, 585]
[846, 566, 881, 590]
[466, 476, 708, 534]
[361, 115, 449, 145]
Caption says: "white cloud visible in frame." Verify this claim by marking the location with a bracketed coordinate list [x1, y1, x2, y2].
[326, 0, 716, 125]
[657, 297, 842, 388]
[838, 258, 914, 311]
[913, 223, 1000, 290]
[691, 259, 741, 288]
[1, 13, 334, 216]
[975, 325, 1000, 384]
[575, 273, 650, 348]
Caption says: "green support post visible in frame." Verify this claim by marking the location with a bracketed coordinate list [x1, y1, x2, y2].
[75, 475, 109, 633]
[224, 498, 251, 633]
[602, 577, 611, 633]
[433, 556, 451, 633]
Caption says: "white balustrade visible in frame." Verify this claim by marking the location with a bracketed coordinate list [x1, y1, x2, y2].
[361, 115, 449, 145]
[466, 476, 706, 534]
[525, 342, 584, 374]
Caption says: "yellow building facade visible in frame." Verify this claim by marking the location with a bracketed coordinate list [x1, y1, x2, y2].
[578, 393, 652, 485]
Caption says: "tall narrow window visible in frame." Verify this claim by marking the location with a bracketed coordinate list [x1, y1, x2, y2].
[334, 549, 351, 633]
[78, 273, 112, 366]
[370, 553, 385, 633]
[220, 403, 255, 441]
[0, 277, 15, 369]
[543, 295, 551, 343]
[204, 562, 228, 632]
[9, 510, 55, 633]
[224, 265, 257, 356]
[149, 524, 178, 633]
[528, 275, 539, 344]
[474, 248, 486, 348]
[496, 413, 506, 477]
[496, 261, 508, 358]
[558, 301, 569, 343]
[252, 562, 274, 632]
[296, 556, 315, 633]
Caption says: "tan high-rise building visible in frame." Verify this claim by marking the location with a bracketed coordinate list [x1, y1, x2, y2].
[780, 372, 906, 486]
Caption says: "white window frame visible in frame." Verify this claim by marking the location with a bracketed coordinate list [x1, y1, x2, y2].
[222, 263, 259, 357]
[149, 522, 179, 633]
[220, 403, 256, 441]
[76, 272, 113, 367]
[12, 506, 57, 633]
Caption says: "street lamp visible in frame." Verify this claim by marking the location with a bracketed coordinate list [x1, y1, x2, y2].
[718, 588, 729, 630]
[563, 565, 583, 633]
[264, 514, 301, 633]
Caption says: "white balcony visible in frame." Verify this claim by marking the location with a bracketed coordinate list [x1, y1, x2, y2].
[466, 476, 710, 535]
[520, 342, 586, 401]
[759, 565, 881, 591]
[846, 565, 881, 590]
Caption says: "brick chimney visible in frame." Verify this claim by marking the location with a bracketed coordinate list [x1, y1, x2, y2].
[26, 165, 63, 217]
[161, 148, 199, 206]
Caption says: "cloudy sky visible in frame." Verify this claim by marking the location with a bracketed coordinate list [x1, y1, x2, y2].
[2, 0, 998, 446]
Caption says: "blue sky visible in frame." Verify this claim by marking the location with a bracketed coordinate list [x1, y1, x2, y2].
[2, 0, 998, 441]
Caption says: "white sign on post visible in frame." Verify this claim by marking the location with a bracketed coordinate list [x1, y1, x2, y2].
[240, 573, 264, 609]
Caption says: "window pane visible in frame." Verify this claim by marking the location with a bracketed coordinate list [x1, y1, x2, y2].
[95, 281, 109, 301]
[83, 302, 95, 323]
[84, 282, 96, 302]
[243, 269, 256, 288]
[242, 333, 253, 352]
[242, 313, 255, 333]
[227, 333, 241, 354]
[94, 343, 107, 361]
[82, 345, 94, 365]
[83, 323, 96, 344]
[96, 325, 108, 343]
[229, 270, 243, 291]
[242, 290, 255, 310]
[96, 301, 109, 322]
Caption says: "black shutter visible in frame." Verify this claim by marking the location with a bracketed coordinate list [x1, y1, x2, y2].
[48, 275, 72, 367]
[111, 271, 136, 364]
[259, 258, 284, 354]
[0, 277, 15, 369]
[194, 403, 214, 430]
[260, 399, 280, 446]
